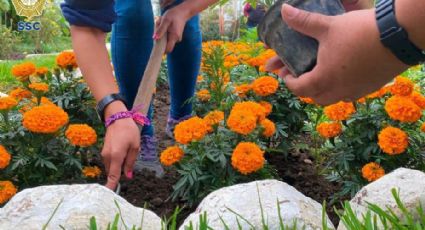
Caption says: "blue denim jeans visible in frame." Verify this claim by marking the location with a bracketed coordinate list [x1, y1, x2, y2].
[111, 0, 202, 137]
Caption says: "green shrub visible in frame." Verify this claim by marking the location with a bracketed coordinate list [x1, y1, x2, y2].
[0, 52, 103, 191]
[0, 24, 21, 59]
[305, 66, 425, 198]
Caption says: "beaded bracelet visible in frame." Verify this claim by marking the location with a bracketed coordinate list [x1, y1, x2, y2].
[105, 109, 150, 128]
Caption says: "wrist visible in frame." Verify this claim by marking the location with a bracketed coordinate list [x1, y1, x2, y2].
[104, 100, 128, 119]
[395, 0, 425, 50]
[176, 2, 195, 20]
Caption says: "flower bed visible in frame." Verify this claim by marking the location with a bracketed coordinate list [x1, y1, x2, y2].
[0, 41, 424, 227]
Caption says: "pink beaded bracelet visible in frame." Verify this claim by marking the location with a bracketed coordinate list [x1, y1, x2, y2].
[105, 109, 150, 128]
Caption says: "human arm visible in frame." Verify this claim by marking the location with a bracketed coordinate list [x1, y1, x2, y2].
[266, 0, 425, 105]
[62, 0, 140, 190]
[154, 0, 219, 53]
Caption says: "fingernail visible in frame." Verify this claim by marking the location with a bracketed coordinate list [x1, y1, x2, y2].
[282, 4, 299, 19]
[126, 171, 133, 179]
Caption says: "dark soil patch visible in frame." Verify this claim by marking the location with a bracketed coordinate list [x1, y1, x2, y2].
[119, 83, 195, 224]
[120, 169, 195, 225]
[117, 84, 342, 226]
[266, 151, 342, 225]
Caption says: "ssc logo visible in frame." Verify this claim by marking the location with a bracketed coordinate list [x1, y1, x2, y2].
[17, 21, 41, 31]
[11, 0, 47, 20]
[11, 0, 46, 31]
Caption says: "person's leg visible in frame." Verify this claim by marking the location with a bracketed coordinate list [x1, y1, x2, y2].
[111, 0, 163, 177]
[165, 14, 202, 137]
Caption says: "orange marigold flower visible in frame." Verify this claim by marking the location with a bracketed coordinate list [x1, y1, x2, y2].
[0, 145, 11, 169]
[232, 101, 266, 121]
[197, 89, 211, 102]
[384, 96, 421, 123]
[224, 55, 239, 68]
[35, 67, 49, 76]
[160, 146, 184, 166]
[227, 110, 257, 135]
[23, 105, 69, 134]
[421, 123, 425, 132]
[299, 97, 315, 104]
[231, 142, 265, 175]
[259, 101, 273, 116]
[174, 117, 208, 144]
[362, 162, 385, 182]
[0, 96, 18, 111]
[234, 84, 251, 98]
[0, 181, 17, 204]
[378, 126, 408, 155]
[367, 87, 389, 99]
[259, 65, 266, 72]
[409, 91, 425, 109]
[65, 124, 97, 147]
[260, 119, 276, 137]
[204, 110, 224, 127]
[246, 50, 276, 67]
[28, 83, 49, 93]
[246, 57, 263, 67]
[82, 166, 101, 178]
[11, 62, 36, 81]
[316, 122, 342, 138]
[324, 101, 356, 121]
[389, 76, 414, 96]
[251, 76, 279, 97]
[357, 97, 366, 104]
[56, 51, 78, 69]
[197, 75, 204, 82]
[9, 88, 32, 101]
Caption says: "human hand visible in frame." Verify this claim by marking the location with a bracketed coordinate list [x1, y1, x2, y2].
[266, 4, 408, 105]
[102, 102, 140, 190]
[154, 6, 191, 53]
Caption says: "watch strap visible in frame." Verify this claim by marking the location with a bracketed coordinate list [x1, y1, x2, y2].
[376, 0, 425, 65]
[96, 93, 127, 122]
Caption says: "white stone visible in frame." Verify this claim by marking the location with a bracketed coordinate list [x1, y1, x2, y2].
[180, 179, 334, 230]
[337, 168, 425, 230]
[0, 184, 162, 230]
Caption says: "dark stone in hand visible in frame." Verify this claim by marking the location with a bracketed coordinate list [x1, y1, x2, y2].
[258, 0, 345, 77]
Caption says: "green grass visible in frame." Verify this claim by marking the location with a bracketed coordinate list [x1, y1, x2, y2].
[16, 37, 72, 55]
[0, 55, 57, 91]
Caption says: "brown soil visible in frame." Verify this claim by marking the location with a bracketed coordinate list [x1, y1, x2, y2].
[266, 151, 342, 225]
[118, 84, 342, 226]
[119, 83, 196, 224]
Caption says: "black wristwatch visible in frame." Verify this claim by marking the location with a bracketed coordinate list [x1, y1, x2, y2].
[96, 93, 127, 122]
[376, 0, 425, 66]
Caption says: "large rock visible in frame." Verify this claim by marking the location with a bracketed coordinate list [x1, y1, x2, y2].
[337, 168, 425, 230]
[180, 179, 334, 229]
[0, 184, 161, 230]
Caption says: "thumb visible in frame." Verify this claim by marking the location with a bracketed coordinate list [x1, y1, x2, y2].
[281, 4, 330, 39]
